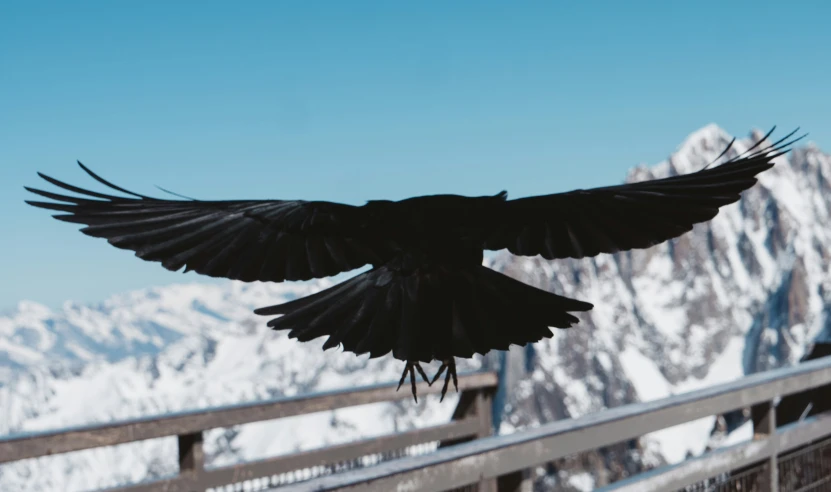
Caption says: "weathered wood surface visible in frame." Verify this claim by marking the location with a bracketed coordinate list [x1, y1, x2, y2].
[105, 417, 484, 492]
[0, 371, 498, 464]
[598, 413, 831, 491]
[277, 356, 831, 492]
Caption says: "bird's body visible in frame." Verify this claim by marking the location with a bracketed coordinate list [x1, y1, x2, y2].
[25, 127, 804, 401]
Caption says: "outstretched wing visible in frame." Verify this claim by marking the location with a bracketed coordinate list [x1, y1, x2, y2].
[482, 127, 806, 259]
[25, 163, 386, 282]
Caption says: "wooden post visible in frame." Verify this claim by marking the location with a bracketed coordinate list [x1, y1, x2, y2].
[496, 469, 532, 492]
[753, 400, 779, 492]
[178, 431, 205, 488]
[474, 389, 494, 439]
[439, 390, 480, 448]
[440, 387, 498, 491]
[475, 390, 497, 492]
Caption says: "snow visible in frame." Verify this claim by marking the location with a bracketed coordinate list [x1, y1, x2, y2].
[617, 338, 748, 465]
[618, 339, 747, 466]
[721, 420, 753, 448]
[596, 352, 613, 372]
[567, 472, 596, 491]
[646, 416, 717, 465]
[678, 337, 746, 392]
[619, 348, 671, 402]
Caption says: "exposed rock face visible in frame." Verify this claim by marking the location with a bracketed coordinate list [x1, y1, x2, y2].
[488, 125, 831, 487]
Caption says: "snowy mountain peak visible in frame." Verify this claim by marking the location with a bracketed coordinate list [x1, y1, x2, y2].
[9, 301, 52, 321]
[675, 123, 732, 156]
[669, 125, 736, 176]
[625, 124, 797, 183]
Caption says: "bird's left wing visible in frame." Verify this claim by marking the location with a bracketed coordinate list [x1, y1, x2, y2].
[482, 127, 804, 260]
[25, 163, 386, 282]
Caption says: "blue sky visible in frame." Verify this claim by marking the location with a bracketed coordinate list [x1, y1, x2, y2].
[2, 1, 830, 310]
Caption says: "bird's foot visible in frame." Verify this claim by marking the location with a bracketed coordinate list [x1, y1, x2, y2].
[397, 361, 431, 403]
[430, 358, 459, 402]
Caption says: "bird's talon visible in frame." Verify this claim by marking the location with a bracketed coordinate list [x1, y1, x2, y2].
[397, 361, 427, 403]
[431, 362, 448, 385]
[397, 366, 409, 392]
[410, 367, 418, 403]
[433, 358, 458, 402]
[413, 362, 431, 386]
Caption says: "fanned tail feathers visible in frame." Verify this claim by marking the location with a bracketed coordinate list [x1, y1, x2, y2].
[254, 265, 593, 362]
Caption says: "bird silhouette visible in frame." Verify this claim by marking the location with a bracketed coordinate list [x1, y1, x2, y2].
[24, 127, 804, 402]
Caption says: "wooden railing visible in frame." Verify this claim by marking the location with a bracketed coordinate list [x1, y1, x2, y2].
[0, 371, 499, 492]
[7, 358, 831, 491]
[285, 356, 831, 492]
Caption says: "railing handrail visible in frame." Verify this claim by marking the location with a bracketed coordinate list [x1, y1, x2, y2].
[596, 413, 831, 492]
[281, 355, 831, 492]
[0, 370, 499, 464]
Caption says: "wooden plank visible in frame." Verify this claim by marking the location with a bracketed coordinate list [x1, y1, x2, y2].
[101, 476, 193, 492]
[275, 356, 831, 492]
[201, 417, 481, 487]
[0, 371, 498, 464]
[598, 439, 773, 492]
[98, 418, 481, 492]
[596, 412, 831, 491]
[439, 390, 480, 449]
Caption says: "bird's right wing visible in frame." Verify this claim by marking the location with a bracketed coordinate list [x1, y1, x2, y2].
[25, 163, 388, 282]
[482, 127, 805, 259]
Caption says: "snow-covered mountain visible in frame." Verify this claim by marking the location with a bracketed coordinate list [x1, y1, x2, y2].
[0, 280, 330, 383]
[0, 280, 479, 491]
[491, 124, 831, 488]
[2, 124, 830, 491]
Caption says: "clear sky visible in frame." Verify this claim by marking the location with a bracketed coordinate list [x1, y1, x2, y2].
[2, 1, 830, 311]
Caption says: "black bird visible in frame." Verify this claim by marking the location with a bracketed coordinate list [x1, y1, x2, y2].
[24, 127, 803, 402]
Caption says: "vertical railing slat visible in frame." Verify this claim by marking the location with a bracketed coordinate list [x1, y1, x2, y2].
[178, 431, 205, 487]
[753, 399, 779, 492]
